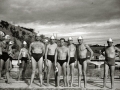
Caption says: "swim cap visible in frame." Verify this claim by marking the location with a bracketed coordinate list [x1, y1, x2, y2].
[23, 41, 27, 44]
[5, 35, 11, 39]
[35, 33, 40, 36]
[0, 31, 5, 37]
[44, 39, 48, 43]
[9, 41, 14, 45]
[68, 37, 73, 41]
[107, 38, 113, 42]
[78, 36, 83, 40]
[50, 36, 55, 39]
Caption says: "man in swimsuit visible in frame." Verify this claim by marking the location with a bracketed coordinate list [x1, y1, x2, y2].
[8, 41, 15, 71]
[101, 38, 120, 89]
[67, 37, 77, 87]
[0, 31, 5, 80]
[77, 36, 93, 88]
[55, 38, 70, 87]
[28, 33, 45, 88]
[45, 36, 57, 86]
[17, 41, 30, 80]
[0, 35, 11, 83]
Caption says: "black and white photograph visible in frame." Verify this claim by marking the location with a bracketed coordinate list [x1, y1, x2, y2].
[0, 0, 120, 90]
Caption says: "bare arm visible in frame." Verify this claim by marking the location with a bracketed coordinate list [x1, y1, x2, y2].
[86, 44, 93, 60]
[55, 47, 58, 66]
[115, 47, 120, 52]
[67, 48, 70, 64]
[42, 43, 45, 56]
[29, 43, 32, 56]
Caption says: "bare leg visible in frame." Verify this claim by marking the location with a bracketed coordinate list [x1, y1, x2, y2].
[70, 63, 75, 87]
[78, 62, 82, 87]
[103, 63, 109, 88]
[110, 66, 115, 89]
[57, 63, 61, 87]
[17, 61, 25, 80]
[62, 62, 67, 87]
[22, 62, 27, 80]
[47, 60, 52, 86]
[5, 59, 10, 83]
[28, 57, 37, 88]
[0, 59, 4, 79]
[38, 57, 43, 86]
[82, 61, 87, 88]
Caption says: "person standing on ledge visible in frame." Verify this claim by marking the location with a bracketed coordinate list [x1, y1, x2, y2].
[55, 38, 70, 87]
[77, 36, 93, 88]
[28, 33, 45, 88]
[45, 36, 57, 86]
[67, 37, 77, 87]
[101, 38, 120, 89]
[17, 41, 30, 80]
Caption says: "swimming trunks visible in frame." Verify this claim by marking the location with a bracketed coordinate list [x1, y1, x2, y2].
[21, 57, 28, 63]
[32, 53, 43, 62]
[78, 57, 89, 65]
[9, 56, 13, 62]
[105, 57, 115, 66]
[47, 55, 55, 63]
[57, 59, 67, 66]
[1, 52, 9, 62]
[69, 57, 75, 65]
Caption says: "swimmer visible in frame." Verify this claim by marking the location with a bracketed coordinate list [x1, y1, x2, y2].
[77, 36, 93, 88]
[28, 33, 45, 88]
[67, 37, 77, 87]
[55, 38, 70, 87]
[101, 38, 120, 89]
[17, 41, 30, 80]
[0, 34, 11, 84]
[45, 36, 57, 86]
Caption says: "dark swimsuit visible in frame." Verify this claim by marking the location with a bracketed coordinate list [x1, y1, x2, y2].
[9, 56, 13, 62]
[32, 53, 43, 62]
[47, 55, 55, 63]
[69, 57, 75, 65]
[1, 52, 9, 62]
[78, 57, 89, 65]
[105, 57, 115, 66]
[21, 57, 28, 63]
[57, 59, 67, 66]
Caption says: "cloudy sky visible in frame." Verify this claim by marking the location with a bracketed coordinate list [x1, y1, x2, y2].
[0, 0, 120, 45]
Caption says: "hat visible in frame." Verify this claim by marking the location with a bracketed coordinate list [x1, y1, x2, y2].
[50, 36, 55, 39]
[5, 35, 11, 39]
[107, 38, 113, 42]
[9, 41, 14, 45]
[35, 33, 40, 36]
[23, 41, 27, 44]
[68, 37, 73, 41]
[78, 36, 83, 40]
[0, 31, 5, 37]
[44, 39, 48, 42]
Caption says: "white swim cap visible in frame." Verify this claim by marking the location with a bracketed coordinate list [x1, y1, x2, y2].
[36, 33, 40, 36]
[68, 37, 73, 41]
[107, 38, 113, 42]
[50, 36, 55, 39]
[0, 31, 5, 37]
[23, 41, 27, 44]
[44, 39, 48, 42]
[78, 36, 83, 40]
[9, 41, 14, 45]
[5, 35, 11, 39]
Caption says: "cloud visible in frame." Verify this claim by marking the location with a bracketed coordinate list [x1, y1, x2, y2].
[0, 0, 120, 24]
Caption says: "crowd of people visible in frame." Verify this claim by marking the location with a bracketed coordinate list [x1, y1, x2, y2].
[0, 30, 120, 89]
